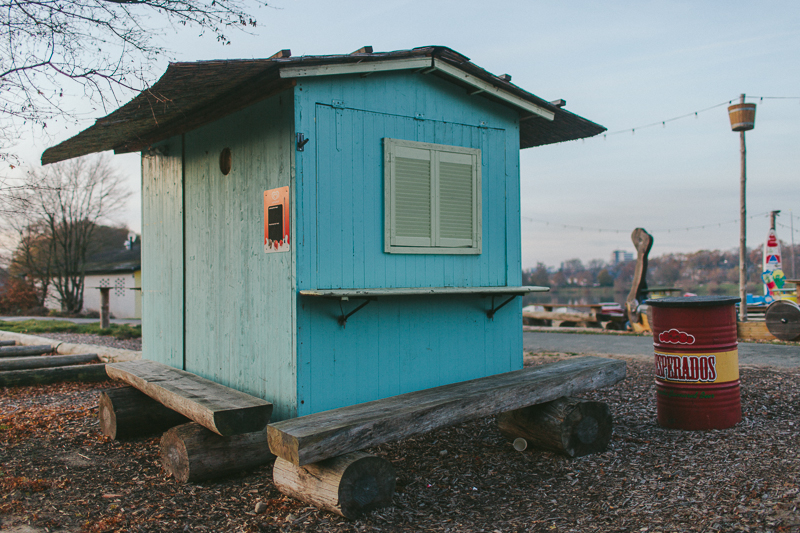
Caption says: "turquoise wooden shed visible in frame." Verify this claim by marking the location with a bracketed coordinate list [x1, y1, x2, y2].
[43, 46, 605, 421]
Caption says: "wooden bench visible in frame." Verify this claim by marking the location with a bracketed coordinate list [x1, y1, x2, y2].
[106, 360, 273, 437]
[268, 355, 626, 466]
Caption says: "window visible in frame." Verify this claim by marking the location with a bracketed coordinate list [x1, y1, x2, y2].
[384, 138, 481, 254]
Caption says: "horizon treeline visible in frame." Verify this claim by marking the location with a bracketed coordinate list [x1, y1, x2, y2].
[525, 243, 800, 293]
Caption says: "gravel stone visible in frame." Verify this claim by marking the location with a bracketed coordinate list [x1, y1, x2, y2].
[1, 353, 798, 532]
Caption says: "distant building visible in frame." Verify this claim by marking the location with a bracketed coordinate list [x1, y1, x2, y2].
[45, 235, 141, 319]
[83, 237, 141, 319]
[611, 250, 633, 265]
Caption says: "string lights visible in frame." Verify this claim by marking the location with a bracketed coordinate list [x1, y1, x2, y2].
[600, 96, 800, 139]
[521, 211, 772, 235]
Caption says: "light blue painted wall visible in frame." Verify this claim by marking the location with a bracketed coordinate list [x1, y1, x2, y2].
[182, 92, 298, 421]
[141, 138, 184, 368]
[139, 71, 527, 421]
[293, 71, 524, 416]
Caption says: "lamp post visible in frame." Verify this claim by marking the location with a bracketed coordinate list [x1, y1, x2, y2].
[728, 94, 756, 321]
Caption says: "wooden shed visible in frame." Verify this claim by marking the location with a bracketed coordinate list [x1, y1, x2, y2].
[43, 46, 605, 421]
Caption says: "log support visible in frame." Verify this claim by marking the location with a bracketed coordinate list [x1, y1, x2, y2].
[497, 397, 613, 458]
[273, 452, 395, 519]
[99, 386, 189, 440]
[160, 423, 275, 483]
[0, 345, 54, 358]
[0, 363, 107, 387]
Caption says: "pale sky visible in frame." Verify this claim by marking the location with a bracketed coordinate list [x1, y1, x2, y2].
[14, 0, 800, 269]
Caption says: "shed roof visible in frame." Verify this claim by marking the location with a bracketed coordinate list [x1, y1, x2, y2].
[42, 46, 606, 165]
[84, 242, 141, 275]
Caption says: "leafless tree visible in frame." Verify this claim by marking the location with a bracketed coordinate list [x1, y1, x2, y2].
[1, 0, 262, 169]
[11, 154, 130, 313]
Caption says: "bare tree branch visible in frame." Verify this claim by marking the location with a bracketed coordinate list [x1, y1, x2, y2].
[0, 0, 264, 173]
[8, 154, 131, 313]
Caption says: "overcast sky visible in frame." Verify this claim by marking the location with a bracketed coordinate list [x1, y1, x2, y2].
[16, 0, 800, 269]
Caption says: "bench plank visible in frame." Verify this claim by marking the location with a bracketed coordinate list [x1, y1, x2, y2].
[106, 360, 273, 436]
[268, 356, 626, 465]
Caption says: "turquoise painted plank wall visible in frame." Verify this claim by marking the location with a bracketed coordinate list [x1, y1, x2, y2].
[293, 71, 524, 415]
[182, 92, 298, 421]
[141, 138, 184, 368]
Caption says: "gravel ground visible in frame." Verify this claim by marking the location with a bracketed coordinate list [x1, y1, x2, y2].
[1, 353, 798, 532]
[30, 332, 142, 352]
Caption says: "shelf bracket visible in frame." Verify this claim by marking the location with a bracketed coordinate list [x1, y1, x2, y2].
[487, 295, 517, 320]
[338, 298, 373, 327]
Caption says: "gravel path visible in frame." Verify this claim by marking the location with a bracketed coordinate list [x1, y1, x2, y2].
[1, 354, 798, 532]
[525, 330, 800, 368]
[30, 332, 141, 352]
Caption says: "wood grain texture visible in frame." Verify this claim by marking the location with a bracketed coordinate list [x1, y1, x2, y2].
[0, 364, 107, 387]
[273, 452, 395, 519]
[293, 74, 525, 418]
[106, 360, 273, 436]
[497, 397, 613, 458]
[0, 340, 16, 347]
[300, 286, 547, 297]
[99, 386, 189, 440]
[182, 93, 296, 421]
[160, 423, 275, 483]
[0, 353, 98, 371]
[0, 345, 54, 358]
[764, 301, 800, 341]
[736, 320, 775, 341]
[626, 228, 653, 325]
[269, 356, 626, 465]
[142, 137, 185, 369]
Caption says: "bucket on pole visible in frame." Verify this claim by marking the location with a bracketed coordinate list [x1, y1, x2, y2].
[647, 296, 741, 430]
[728, 103, 756, 132]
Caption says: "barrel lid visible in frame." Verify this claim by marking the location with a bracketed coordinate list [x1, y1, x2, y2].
[646, 295, 740, 308]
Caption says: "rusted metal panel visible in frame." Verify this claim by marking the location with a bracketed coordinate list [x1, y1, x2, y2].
[649, 296, 742, 430]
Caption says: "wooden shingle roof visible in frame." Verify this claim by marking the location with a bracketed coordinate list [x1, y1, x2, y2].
[42, 46, 605, 164]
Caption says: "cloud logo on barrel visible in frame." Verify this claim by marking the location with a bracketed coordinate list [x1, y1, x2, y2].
[658, 329, 696, 345]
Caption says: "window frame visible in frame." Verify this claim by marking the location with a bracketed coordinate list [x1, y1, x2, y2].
[384, 138, 482, 255]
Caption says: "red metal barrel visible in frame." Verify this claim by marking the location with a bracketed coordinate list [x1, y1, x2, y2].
[646, 296, 741, 430]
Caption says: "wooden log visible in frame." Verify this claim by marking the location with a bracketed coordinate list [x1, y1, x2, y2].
[0, 364, 108, 387]
[0, 340, 16, 347]
[273, 452, 395, 519]
[0, 345, 54, 358]
[160, 423, 275, 483]
[522, 310, 599, 323]
[99, 386, 189, 440]
[0, 353, 98, 371]
[268, 356, 626, 465]
[496, 397, 612, 458]
[106, 360, 273, 436]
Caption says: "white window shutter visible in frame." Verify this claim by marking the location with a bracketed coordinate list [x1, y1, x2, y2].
[436, 151, 476, 247]
[385, 138, 481, 254]
[391, 145, 433, 247]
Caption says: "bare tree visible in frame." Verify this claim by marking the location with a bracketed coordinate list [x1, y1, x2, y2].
[12, 154, 130, 313]
[8, 219, 53, 306]
[0, 0, 262, 169]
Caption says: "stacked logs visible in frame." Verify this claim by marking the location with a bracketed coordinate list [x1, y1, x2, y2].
[0, 343, 107, 387]
[99, 379, 612, 520]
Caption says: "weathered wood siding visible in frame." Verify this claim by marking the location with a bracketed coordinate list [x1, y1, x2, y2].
[293, 72, 523, 415]
[142, 139, 184, 368]
[182, 93, 297, 421]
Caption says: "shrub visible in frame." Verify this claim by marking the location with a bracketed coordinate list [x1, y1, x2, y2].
[0, 279, 41, 315]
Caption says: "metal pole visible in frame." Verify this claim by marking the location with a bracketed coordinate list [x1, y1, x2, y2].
[738, 94, 747, 322]
[792, 210, 796, 278]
